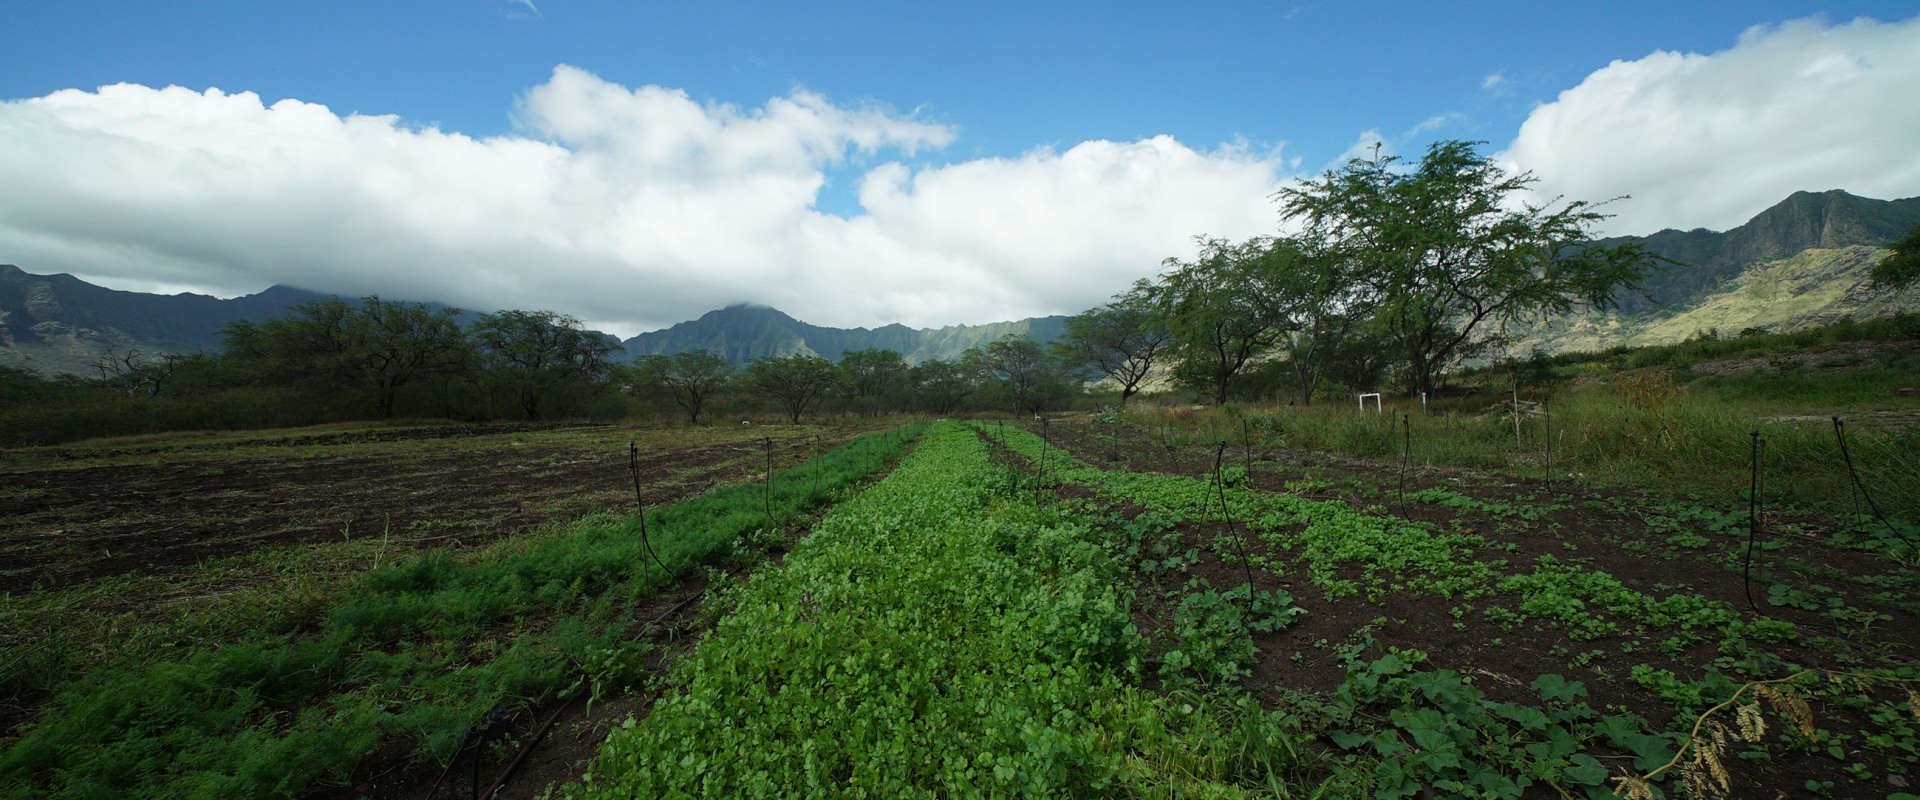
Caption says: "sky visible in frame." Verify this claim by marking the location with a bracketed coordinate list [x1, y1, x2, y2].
[2, 2, 1918, 337]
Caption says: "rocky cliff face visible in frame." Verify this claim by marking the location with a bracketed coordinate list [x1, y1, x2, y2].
[1606, 190, 1920, 314]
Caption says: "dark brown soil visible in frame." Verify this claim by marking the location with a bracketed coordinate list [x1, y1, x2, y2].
[1012, 417, 1920, 800]
[0, 422, 865, 592]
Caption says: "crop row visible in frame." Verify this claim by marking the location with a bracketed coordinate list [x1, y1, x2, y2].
[579, 422, 1302, 797]
[0, 425, 923, 799]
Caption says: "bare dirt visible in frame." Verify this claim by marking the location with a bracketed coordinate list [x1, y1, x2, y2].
[0, 422, 866, 593]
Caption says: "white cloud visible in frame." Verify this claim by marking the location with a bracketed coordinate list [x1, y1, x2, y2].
[0, 67, 1289, 336]
[1500, 15, 1920, 236]
[1481, 71, 1508, 91]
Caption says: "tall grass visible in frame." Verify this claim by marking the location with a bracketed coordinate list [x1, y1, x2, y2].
[1133, 382, 1919, 523]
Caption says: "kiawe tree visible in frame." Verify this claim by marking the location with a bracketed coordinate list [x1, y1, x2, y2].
[470, 310, 620, 421]
[907, 359, 975, 415]
[835, 348, 908, 416]
[633, 350, 733, 424]
[1278, 139, 1659, 395]
[223, 296, 472, 418]
[973, 335, 1071, 415]
[744, 353, 840, 423]
[1052, 283, 1170, 405]
[1156, 236, 1289, 405]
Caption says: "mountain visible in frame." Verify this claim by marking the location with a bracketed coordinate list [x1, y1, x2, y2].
[1515, 245, 1920, 354]
[0, 265, 331, 375]
[622, 304, 1070, 364]
[1604, 189, 1920, 314]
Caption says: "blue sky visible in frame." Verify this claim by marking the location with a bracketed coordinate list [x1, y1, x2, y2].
[2, 2, 1918, 334]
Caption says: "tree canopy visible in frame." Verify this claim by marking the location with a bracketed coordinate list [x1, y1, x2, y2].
[223, 296, 471, 418]
[471, 310, 620, 420]
[1053, 284, 1170, 405]
[744, 354, 840, 424]
[1870, 224, 1920, 290]
[1278, 140, 1658, 394]
[633, 350, 733, 424]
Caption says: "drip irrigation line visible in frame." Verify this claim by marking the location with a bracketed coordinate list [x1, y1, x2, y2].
[479, 695, 574, 800]
[1213, 442, 1259, 623]
[1831, 416, 1919, 560]
[629, 441, 670, 581]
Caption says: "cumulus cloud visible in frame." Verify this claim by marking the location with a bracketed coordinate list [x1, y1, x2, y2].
[0, 66, 1288, 335]
[1500, 15, 1920, 236]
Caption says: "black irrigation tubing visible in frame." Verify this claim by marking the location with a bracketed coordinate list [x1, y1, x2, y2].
[629, 440, 670, 581]
[1831, 416, 1920, 560]
[1212, 441, 1259, 623]
[1742, 431, 1764, 616]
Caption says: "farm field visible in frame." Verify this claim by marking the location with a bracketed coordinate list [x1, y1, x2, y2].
[567, 419, 1917, 799]
[3, 414, 1916, 798]
[0, 421, 871, 593]
[0, 419, 908, 797]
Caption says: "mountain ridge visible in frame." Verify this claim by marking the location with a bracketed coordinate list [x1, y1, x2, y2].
[619, 303, 1069, 364]
[5, 188, 1916, 375]
[1603, 189, 1920, 313]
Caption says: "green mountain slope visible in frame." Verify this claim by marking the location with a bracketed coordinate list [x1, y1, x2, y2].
[620, 304, 1069, 364]
[1518, 245, 1919, 353]
[0, 265, 329, 375]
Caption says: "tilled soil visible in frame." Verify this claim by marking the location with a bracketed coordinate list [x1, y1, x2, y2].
[1005, 417, 1920, 800]
[0, 422, 862, 593]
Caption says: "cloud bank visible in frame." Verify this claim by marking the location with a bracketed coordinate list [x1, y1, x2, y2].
[1502, 15, 1920, 236]
[0, 66, 1286, 335]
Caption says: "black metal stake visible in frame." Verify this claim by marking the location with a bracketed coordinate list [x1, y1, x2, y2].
[1543, 397, 1553, 493]
[1038, 418, 1051, 508]
[764, 436, 774, 526]
[1399, 414, 1411, 517]
[1742, 431, 1763, 615]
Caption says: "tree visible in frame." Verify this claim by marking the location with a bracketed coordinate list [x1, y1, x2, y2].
[836, 349, 909, 416]
[633, 350, 732, 423]
[974, 335, 1072, 415]
[91, 346, 186, 399]
[1279, 140, 1658, 394]
[1266, 237, 1373, 405]
[1053, 283, 1170, 405]
[1156, 236, 1289, 405]
[223, 296, 472, 418]
[470, 310, 620, 420]
[744, 354, 840, 424]
[1870, 224, 1920, 290]
[908, 359, 975, 415]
